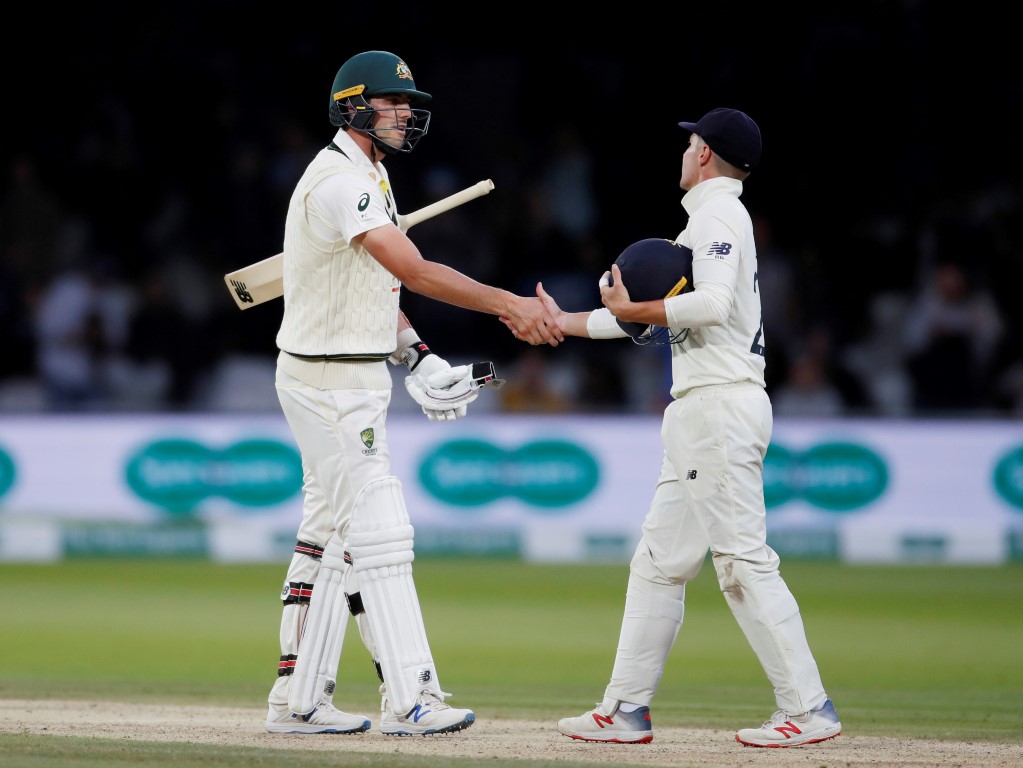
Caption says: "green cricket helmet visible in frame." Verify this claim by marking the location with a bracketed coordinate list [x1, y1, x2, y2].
[328, 51, 431, 154]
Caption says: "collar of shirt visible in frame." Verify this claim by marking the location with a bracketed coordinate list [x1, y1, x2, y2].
[331, 128, 377, 173]
[681, 176, 743, 217]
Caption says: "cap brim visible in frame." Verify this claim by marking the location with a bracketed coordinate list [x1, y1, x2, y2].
[371, 88, 432, 104]
[677, 121, 698, 132]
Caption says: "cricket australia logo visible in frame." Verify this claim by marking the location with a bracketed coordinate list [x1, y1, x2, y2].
[360, 428, 377, 456]
[395, 61, 414, 81]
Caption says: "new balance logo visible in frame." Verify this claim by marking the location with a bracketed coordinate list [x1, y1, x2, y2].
[408, 704, 432, 723]
[774, 721, 803, 738]
[708, 242, 733, 256]
[686, 470, 698, 480]
[591, 712, 614, 729]
[230, 279, 254, 304]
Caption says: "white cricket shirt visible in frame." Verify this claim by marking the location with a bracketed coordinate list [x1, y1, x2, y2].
[665, 176, 766, 397]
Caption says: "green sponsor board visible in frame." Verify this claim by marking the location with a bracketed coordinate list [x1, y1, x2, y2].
[62, 522, 209, 558]
[583, 532, 633, 561]
[0, 447, 14, 498]
[900, 534, 948, 562]
[993, 446, 1023, 511]
[414, 527, 522, 558]
[766, 527, 840, 559]
[125, 439, 303, 513]
[764, 441, 888, 511]
[418, 439, 599, 510]
[1008, 530, 1023, 561]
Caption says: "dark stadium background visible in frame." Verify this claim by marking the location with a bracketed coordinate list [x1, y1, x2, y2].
[3, 2, 1020, 416]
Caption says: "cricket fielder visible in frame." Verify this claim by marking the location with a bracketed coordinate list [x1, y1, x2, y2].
[532, 109, 842, 748]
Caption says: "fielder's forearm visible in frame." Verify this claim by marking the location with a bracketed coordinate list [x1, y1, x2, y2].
[555, 310, 593, 338]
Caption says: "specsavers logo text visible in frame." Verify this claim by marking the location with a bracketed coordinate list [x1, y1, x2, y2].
[126, 438, 302, 513]
[419, 439, 599, 509]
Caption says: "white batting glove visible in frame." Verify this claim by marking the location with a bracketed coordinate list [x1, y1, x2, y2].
[406, 354, 471, 421]
[391, 331, 461, 420]
[405, 361, 505, 422]
[391, 330, 505, 421]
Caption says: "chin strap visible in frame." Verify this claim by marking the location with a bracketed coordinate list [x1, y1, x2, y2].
[371, 136, 399, 157]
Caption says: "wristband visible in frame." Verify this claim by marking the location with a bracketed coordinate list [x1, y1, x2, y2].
[390, 328, 436, 372]
[401, 341, 435, 372]
[586, 308, 631, 339]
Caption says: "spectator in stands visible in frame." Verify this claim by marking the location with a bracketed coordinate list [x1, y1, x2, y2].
[903, 260, 1004, 413]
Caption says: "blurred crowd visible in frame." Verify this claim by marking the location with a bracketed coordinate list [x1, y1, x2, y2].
[2, 131, 1020, 419]
[2, 9, 1021, 419]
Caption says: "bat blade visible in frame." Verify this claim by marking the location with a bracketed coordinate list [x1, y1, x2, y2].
[224, 179, 494, 310]
[224, 254, 283, 310]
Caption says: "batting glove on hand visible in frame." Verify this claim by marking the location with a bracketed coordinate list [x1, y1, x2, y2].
[405, 361, 505, 422]
[406, 353, 468, 421]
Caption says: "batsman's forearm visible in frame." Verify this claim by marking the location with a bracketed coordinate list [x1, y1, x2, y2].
[401, 263, 517, 317]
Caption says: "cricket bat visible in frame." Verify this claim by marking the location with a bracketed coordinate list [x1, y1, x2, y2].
[224, 179, 495, 310]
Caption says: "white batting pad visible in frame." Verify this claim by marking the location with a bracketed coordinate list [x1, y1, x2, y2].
[348, 476, 438, 715]
[288, 538, 350, 714]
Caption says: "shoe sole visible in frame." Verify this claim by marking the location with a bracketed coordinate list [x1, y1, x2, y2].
[736, 726, 841, 748]
[381, 714, 476, 736]
[560, 730, 653, 744]
[266, 721, 370, 734]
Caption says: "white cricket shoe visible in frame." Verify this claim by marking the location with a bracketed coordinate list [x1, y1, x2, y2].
[265, 698, 371, 734]
[379, 688, 475, 736]
[736, 698, 842, 747]
[558, 702, 653, 744]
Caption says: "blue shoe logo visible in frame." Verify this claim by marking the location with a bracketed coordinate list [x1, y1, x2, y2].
[407, 704, 432, 723]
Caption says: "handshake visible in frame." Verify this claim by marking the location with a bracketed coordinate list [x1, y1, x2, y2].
[404, 357, 505, 422]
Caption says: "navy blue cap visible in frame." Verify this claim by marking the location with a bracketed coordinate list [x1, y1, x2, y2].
[678, 108, 762, 172]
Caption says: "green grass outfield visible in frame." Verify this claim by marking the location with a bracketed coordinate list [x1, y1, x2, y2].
[1, 558, 1021, 766]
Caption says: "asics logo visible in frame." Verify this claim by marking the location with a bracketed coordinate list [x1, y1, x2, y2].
[708, 242, 733, 256]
